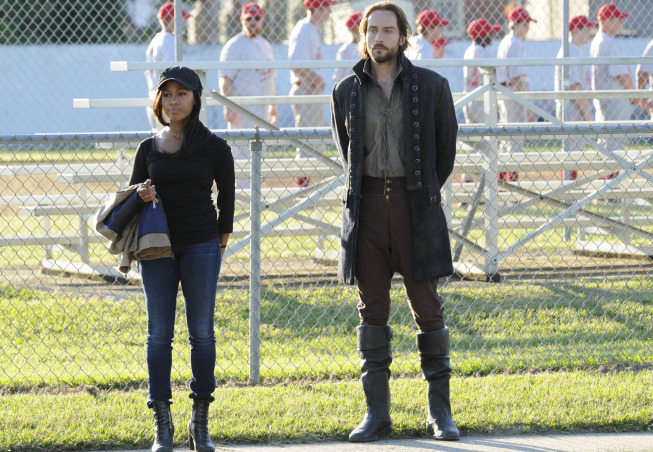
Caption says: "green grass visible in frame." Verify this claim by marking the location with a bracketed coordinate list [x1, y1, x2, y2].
[0, 370, 651, 451]
[1, 277, 651, 390]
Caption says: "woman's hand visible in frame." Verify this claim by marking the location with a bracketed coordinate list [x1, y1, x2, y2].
[137, 179, 157, 203]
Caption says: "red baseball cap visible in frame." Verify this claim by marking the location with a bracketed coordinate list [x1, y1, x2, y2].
[158, 2, 190, 20]
[345, 11, 363, 31]
[598, 3, 629, 20]
[416, 10, 450, 28]
[569, 15, 598, 31]
[303, 0, 336, 11]
[508, 6, 536, 23]
[466, 18, 501, 39]
[241, 2, 263, 19]
[432, 38, 451, 48]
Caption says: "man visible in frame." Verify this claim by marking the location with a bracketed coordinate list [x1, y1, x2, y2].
[145, 2, 190, 131]
[636, 38, 653, 119]
[219, 2, 278, 129]
[555, 15, 596, 179]
[406, 9, 449, 61]
[331, 1, 458, 443]
[289, 0, 335, 186]
[591, 2, 634, 179]
[334, 11, 363, 82]
[463, 18, 502, 124]
[219, 2, 278, 188]
[497, 6, 536, 181]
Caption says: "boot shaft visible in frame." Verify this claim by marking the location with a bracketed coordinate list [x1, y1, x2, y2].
[357, 324, 393, 374]
[417, 327, 452, 381]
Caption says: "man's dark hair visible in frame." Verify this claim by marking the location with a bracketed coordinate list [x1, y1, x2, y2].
[358, 1, 412, 59]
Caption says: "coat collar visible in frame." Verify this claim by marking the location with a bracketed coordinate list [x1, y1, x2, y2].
[352, 53, 415, 86]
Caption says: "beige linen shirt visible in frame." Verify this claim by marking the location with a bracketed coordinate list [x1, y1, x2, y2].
[362, 60, 405, 177]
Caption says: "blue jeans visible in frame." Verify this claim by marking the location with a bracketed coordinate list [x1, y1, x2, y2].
[140, 237, 222, 406]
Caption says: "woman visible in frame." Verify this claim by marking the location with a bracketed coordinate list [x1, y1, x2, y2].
[130, 66, 235, 452]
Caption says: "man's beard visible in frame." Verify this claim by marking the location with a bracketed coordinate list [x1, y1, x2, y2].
[369, 45, 398, 64]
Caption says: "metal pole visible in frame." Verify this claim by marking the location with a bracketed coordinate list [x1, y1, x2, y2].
[562, 0, 572, 241]
[483, 67, 500, 281]
[249, 129, 262, 385]
[174, 0, 183, 61]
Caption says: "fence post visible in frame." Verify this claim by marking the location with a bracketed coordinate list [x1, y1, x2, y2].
[483, 67, 500, 281]
[249, 129, 262, 385]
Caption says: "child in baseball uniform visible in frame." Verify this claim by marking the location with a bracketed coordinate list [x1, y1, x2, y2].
[463, 18, 501, 124]
[554, 15, 597, 180]
[636, 38, 653, 119]
[497, 6, 536, 181]
[406, 10, 449, 62]
[334, 11, 362, 82]
[461, 18, 501, 183]
[288, 0, 335, 186]
[591, 2, 635, 179]
[145, 2, 190, 131]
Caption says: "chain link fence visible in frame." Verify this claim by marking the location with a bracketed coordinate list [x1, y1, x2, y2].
[0, 126, 651, 391]
[2, 1, 653, 134]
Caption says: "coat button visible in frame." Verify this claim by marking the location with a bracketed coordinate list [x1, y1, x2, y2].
[350, 140, 355, 145]
[412, 86, 418, 91]
[413, 122, 419, 127]
[415, 170, 421, 176]
[413, 97, 418, 103]
[415, 159, 420, 164]
[413, 110, 418, 115]
[414, 146, 420, 152]
[351, 92, 357, 97]
[413, 73, 418, 79]
[416, 181, 422, 187]
[414, 134, 419, 140]
[350, 104, 355, 109]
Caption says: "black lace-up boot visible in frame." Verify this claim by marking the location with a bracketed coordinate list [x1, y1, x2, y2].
[150, 401, 174, 452]
[188, 399, 215, 451]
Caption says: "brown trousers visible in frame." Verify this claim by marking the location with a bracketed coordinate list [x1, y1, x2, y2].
[355, 177, 445, 332]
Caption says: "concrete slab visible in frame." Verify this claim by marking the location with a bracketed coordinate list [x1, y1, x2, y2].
[95, 432, 653, 452]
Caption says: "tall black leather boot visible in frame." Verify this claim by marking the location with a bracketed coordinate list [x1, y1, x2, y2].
[188, 399, 215, 452]
[417, 327, 460, 441]
[150, 401, 174, 452]
[349, 324, 393, 442]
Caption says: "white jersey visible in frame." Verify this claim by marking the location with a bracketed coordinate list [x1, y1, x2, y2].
[497, 32, 528, 86]
[288, 18, 323, 85]
[334, 42, 359, 81]
[636, 39, 653, 88]
[555, 43, 591, 121]
[145, 31, 175, 93]
[463, 43, 491, 92]
[219, 32, 276, 98]
[591, 31, 631, 121]
[406, 36, 434, 60]
[463, 43, 491, 124]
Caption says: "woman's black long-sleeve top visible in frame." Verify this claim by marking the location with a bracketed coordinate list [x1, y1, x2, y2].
[129, 134, 235, 245]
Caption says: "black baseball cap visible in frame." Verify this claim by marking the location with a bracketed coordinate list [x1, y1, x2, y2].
[157, 66, 202, 92]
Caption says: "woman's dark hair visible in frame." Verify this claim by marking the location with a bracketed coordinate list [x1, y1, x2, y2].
[358, 1, 412, 59]
[152, 85, 210, 157]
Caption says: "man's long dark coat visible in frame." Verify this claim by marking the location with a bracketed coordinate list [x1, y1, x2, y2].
[330, 54, 458, 285]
